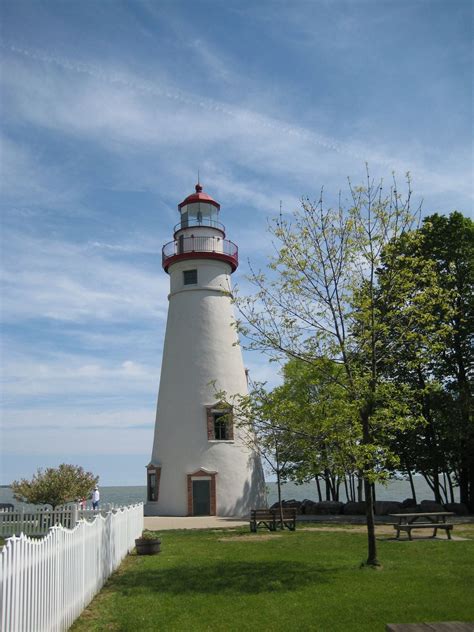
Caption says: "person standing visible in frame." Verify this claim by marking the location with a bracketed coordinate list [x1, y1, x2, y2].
[92, 486, 100, 510]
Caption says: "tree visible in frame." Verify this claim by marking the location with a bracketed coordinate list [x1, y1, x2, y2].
[420, 212, 473, 509]
[11, 463, 99, 509]
[216, 382, 300, 528]
[235, 170, 444, 566]
[219, 358, 358, 520]
[379, 212, 473, 508]
[276, 358, 359, 502]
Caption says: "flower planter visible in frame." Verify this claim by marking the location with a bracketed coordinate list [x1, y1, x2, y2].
[135, 537, 161, 555]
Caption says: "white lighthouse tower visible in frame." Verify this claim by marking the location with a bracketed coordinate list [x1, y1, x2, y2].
[144, 183, 266, 517]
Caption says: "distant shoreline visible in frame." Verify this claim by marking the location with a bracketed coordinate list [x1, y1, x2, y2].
[0, 478, 460, 509]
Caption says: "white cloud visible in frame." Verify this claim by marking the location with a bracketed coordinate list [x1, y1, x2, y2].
[1, 355, 159, 455]
[0, 134, 87, 214]
[4, 43, 471, 211]
[1, 407, 155, 455]
[1, 229, 169, 324]
[2, 356, 157, 398]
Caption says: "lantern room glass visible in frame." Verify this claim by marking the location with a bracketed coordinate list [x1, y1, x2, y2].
[180, 202, 219, 229]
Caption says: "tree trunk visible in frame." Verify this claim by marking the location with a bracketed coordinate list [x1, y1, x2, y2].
[324, 470, 331, 501]
[459, 467, 469, 506]
[446, 471, 455, 504]
[276, 467, 284, 529]
[364, 477, 379, 566]
[422, 472, 436, 497]
[357, 475, 364, 502]
[407, 468, 417, 504]
[274, 443, 284, 529]
[315, 476, 322, 502]
[433, 477, 442, 503]
[343, 476, 350, 503]
[361, 408, 379, 566]
[334, 477, 340, 502]
[350, 473, 356, 502]
[432, 469, 442, 504]
[440, 473, 448, 504]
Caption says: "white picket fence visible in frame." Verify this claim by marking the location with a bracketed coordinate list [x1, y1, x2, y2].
[0, 505, 121, 538]
[0, 503, 144, 632]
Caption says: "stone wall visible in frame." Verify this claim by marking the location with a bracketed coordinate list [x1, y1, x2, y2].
[269, 498, 469, 516]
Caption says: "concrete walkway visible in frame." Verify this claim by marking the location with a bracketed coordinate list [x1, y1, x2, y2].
[144, 516, 248, 530]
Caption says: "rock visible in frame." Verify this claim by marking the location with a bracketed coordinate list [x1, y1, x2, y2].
[444, 502, 469, 515]
[343, 501, 366, 515]
[374, 501, 402, 515]
[419, 499, 445, 512]
[401, 498, 417, 508]
[300, 500, 344, 515]
[312, 501, 344, 515]
[300, 499, 317, 515]
[270, 499, 303, 513]
[282, 499, 302, 510]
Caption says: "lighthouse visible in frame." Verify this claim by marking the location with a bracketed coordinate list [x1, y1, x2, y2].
[144, 183, 266, 517]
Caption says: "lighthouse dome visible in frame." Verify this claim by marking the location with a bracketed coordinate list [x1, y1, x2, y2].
[178, 183, 220, 210]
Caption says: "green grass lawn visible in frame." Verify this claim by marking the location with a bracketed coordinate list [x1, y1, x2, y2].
[71, 524, 474, 632]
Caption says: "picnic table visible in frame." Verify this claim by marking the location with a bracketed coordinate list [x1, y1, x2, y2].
[389, 512, 455, 540]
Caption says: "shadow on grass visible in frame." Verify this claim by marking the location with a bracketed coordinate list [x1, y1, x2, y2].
[112, 561, 335, 595]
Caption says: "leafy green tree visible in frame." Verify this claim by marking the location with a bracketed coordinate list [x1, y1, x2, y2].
[216, 381, 301, 528]
[420, 212, 473, 509]
[277, 358, 359, 502]
[236, 171, 444, 566]
[11, 463, 99, 509]
[378, 212, 473, 508]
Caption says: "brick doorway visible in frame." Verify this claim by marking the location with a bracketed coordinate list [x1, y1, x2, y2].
[187, 469, 217, 516]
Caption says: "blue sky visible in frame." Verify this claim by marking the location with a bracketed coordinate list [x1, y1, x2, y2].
[1, 0, 472, 486]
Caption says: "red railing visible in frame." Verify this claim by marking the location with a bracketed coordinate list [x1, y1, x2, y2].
[162, 236, 238, 271]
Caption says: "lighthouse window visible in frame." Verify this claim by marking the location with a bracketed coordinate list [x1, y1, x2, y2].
[183, 269, 198, 285]
[148, 472, 156, 500]
[146, 466, 161, 502]
[214, 414, 229, 440]
[206, 406, 234, 441]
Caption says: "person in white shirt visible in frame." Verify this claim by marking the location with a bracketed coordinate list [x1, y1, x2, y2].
[92, 486, 100, 510]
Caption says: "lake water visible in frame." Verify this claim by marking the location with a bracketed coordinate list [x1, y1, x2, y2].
[0, 476, 458, 510]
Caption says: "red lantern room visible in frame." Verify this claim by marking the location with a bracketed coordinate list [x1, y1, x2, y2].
[162, 184, 238, 273]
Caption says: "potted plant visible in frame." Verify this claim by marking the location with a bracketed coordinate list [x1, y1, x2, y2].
[135, 530, 161, 555]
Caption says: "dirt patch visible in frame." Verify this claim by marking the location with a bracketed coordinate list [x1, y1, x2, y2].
[380, 535, 470, 541]
[303, 525, 471, 539]
[219, 526, 471, 542]
[219, 534, 283, 542]
[303, 526, 393, 534]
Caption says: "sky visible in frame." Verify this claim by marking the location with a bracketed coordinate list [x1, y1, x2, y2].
[1, 0, 472, 486]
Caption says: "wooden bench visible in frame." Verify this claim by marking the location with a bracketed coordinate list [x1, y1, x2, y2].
[250, 508, 297, 532]
[389, 512, 455, 540]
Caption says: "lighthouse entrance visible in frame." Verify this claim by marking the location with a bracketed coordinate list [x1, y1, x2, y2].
[187, 470, 217, 516]
[192, 480, 211, 515]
